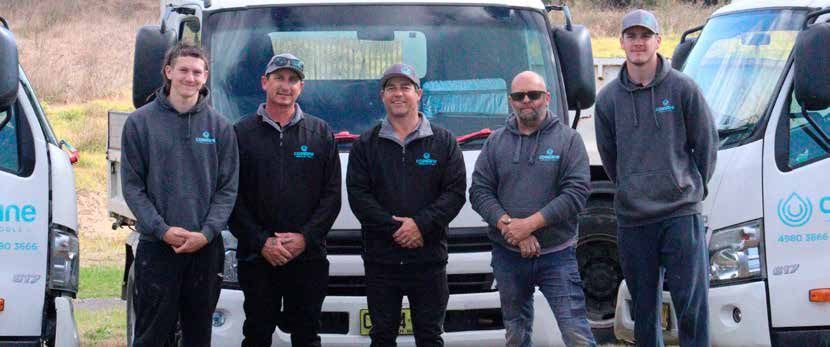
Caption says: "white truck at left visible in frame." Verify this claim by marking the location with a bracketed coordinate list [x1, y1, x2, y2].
[0, 17, 81, 347]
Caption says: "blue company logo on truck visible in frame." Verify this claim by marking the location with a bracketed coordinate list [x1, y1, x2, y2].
[778, 192, 812, 227]
[0, 203, 37, 223]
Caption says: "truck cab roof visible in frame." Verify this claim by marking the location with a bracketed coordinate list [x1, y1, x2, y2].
[166, 0, 546, 12]
[714, 0, 830, 16]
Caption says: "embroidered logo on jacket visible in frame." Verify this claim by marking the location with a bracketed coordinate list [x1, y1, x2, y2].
[655, 99, 676, 114]
[538, 148, 561, 162]
[294, 145, 315, 159]
[416, 152, 438, 166]
[195, 131, 216, 144]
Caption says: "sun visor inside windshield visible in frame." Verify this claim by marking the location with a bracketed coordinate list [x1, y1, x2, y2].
[421, 79, 508, 119]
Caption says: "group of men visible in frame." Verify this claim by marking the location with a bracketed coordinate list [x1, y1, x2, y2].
[121, 8, 716, 347]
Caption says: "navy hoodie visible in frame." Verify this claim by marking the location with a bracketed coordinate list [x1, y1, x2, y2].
[121, 89, 239, 243]
[469, 110, 590, 252]
[594, 54, 717, 227]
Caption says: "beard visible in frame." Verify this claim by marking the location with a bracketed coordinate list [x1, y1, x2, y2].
[517, 107, 543, 125]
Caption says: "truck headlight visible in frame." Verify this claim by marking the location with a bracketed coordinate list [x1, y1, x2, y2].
[223, 249, 238, 284]
[708, 219, 765, 285]
[49, 226, 80, 295]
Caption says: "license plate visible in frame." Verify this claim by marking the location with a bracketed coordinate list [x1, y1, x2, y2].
[359, 308, 413, 336]
[661, 303, 671, 330]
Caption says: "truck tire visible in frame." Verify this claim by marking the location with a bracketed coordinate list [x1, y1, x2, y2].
[576, 198, 622, 342]
[126, 263, 183, 347]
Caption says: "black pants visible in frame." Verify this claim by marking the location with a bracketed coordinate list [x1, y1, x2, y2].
[364, 262, 449, 347]
[133, 237, 224, 347]
[238, 258, 330, 347]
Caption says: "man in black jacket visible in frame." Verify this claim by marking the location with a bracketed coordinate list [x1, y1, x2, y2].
[229, 53, 341, 347]
[347, 63, 467, 347]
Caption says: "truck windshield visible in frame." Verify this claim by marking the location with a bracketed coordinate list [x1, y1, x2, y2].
[682, 9, 807, 147]
[204, 5, 562, 144]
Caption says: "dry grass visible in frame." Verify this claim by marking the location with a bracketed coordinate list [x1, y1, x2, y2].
[0, 0, 157, 103]
[554, 1, 723, 57]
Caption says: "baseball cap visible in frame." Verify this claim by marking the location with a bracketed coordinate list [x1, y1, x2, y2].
[621, 9, 660, 35]
[379, 63, 420, 89]
[264, 53, 305, 79]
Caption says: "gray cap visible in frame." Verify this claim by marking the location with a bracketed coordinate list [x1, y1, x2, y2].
[379, 63, 420, 89]
[621, 9, 660, 35]
[264, 53, 305, 79]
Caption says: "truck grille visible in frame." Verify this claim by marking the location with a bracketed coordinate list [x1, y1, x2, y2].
[327, 273, 497, 296]
[318, 308, 503, 334]
[326, 227, 492, 255]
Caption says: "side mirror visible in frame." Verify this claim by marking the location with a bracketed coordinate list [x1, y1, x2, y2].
[552, 25, 596, 111]
[0, 22, 20, 110]
[794, 11, 830, 111]
[671, 25, 703, 70]
[133, 25, 175, 109]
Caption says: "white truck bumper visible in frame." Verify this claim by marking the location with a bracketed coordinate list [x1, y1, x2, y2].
[212, 288, 565, 346]
[613, 280, 772, 346]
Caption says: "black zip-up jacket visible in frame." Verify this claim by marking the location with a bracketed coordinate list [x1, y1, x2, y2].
[229, 105, 341, 262]
[346, 118, 466, 265]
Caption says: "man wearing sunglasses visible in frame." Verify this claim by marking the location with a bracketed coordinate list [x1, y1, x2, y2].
[347, 63, 466, 346]
[469, 71, 595, 346]
[229, 53, 341, 347]
[594, 10, 717, 347]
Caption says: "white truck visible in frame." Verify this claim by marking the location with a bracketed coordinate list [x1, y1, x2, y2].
[613, 0, 830, 345]
[106, 0, 622, 345]
[0, 18, 81, 347]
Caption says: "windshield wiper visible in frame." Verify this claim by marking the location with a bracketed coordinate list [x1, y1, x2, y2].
[334, 131, 360, 143]
[717, 123, 754, 139]
[456, 128, 493, 145]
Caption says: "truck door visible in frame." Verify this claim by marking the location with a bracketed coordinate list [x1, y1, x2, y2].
[0, 87, 51, 337]
[762, 85, 830, 328]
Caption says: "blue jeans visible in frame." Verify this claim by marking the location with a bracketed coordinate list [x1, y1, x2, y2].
[618, 214, 710, 347]
[491, 244, 596, 347]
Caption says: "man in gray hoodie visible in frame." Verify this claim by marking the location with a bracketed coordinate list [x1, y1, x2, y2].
[470, 71, 595, 347]
[594, 10, 717, 347]
[121, 44, 239, 346]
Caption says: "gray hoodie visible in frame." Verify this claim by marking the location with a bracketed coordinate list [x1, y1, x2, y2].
[594, 54, 717, 227]
[121, 89, 239, 243]
[469, 110, 590, 252]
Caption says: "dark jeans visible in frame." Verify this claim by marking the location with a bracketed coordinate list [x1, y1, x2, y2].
[364, 262, 449, 347]
[618, 214, 710, 347]
[238, 258, 329, 347]
[491, 244, 596, 347]
[133, 237, 224, 347]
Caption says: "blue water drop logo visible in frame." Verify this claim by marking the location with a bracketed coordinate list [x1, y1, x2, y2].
[546, 148, 554, 155]
[662, 99, 669, 106]
[301, 145, 308, 152]
[777, 192, 812, 227]
[423, 153, 430, 159]
[202, 131, 210, 138]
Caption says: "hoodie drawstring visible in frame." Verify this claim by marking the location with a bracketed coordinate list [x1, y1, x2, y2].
[528, 129, 542, 166]
[187, 113, 192, 139]
[650, 88, 661, 129]
[513, 135, 523, 163]
[629, 91, 639, 127]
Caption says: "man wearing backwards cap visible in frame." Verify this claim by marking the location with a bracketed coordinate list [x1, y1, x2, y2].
[347, 63, 466, 346]
[594, 9, 717, 347]
[229, 53, 341, 347]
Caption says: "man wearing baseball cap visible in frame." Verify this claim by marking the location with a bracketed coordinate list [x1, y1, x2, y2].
[347, 63, 466, 346]
[594, 9, 717, 347]
[230, 52, 341, 346]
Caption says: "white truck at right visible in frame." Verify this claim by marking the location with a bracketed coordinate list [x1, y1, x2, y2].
[613, 0, 830, 346]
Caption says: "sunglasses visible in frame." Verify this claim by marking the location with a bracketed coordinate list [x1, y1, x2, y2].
[509, 91, 545, 102]
[271, 56, 304, 72]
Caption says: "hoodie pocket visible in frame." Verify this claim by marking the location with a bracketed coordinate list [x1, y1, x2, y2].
[618, 170, 683, 212]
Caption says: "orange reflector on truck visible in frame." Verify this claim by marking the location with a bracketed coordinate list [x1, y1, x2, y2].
[809, 288, 830, 302]
[0, 298, 4, 311]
